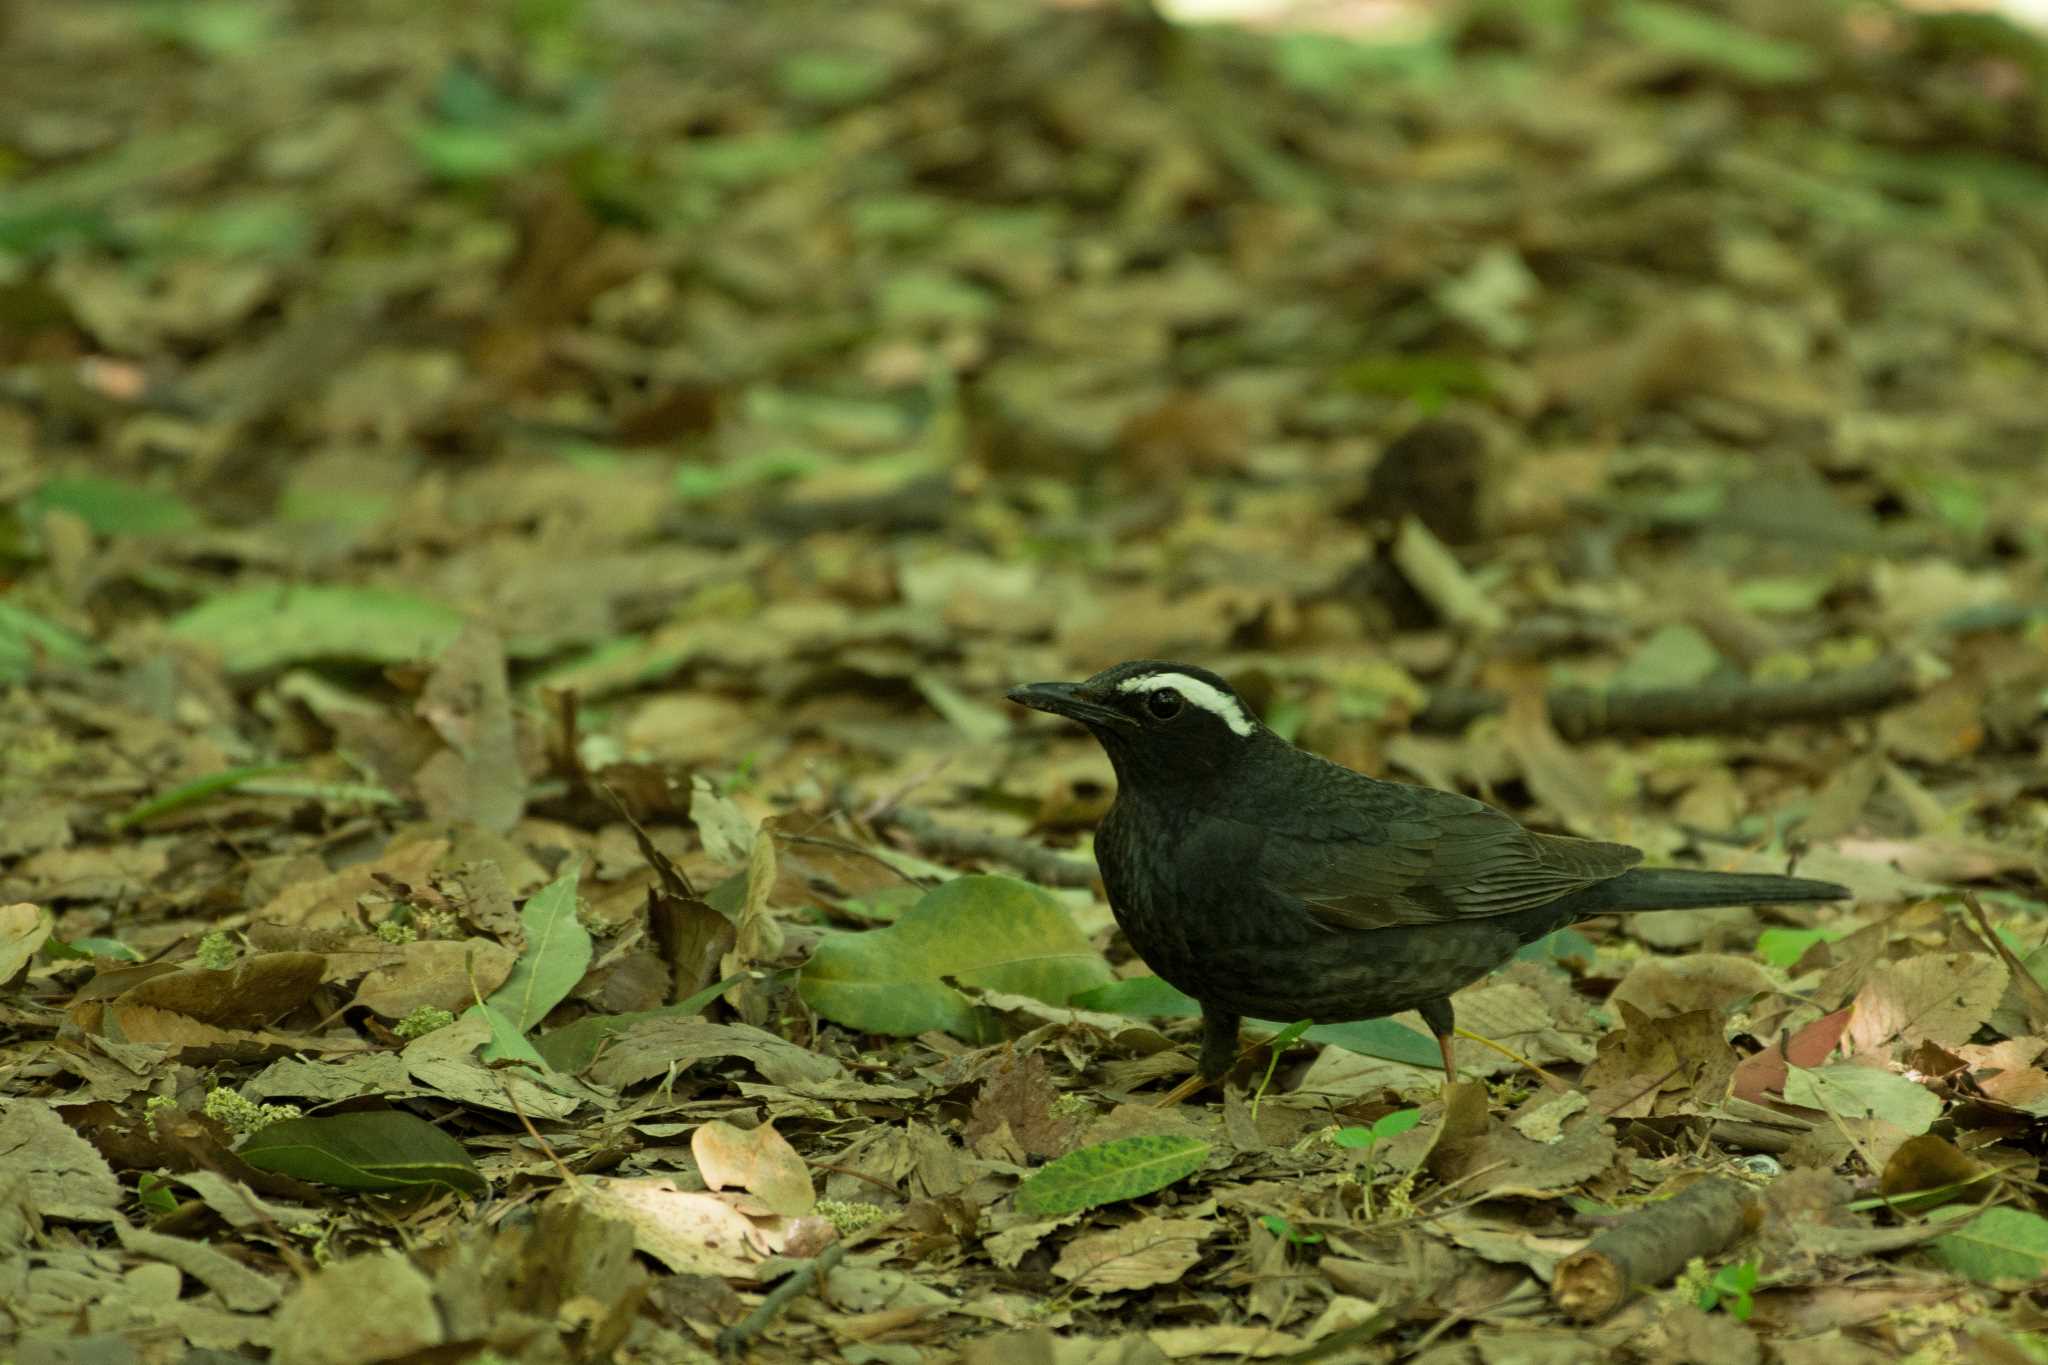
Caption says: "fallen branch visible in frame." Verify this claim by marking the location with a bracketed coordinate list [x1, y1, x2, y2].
[1552, 1176, 1763, 1321]
[868, 805, 1099, 888]
[1418, 656, 1911, 739]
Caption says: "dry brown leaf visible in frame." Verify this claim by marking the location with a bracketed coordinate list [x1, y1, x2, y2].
[414, 623, 525, 833]
[692, 1118, 814, 1216]
[1846, 952, 2006, 1054]
[0, 902, 50, 984]
[1608, 953, 1776, 1020]
[118, 953, 327, 1030]
[1051, 1216, 1214, 1292]
[579, 1177, 831, 1279]
[1582, 1004, 1737, 1118]
[350, 938, 519, 1018]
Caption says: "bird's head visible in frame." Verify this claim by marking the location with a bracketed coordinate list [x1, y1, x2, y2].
[1006, 660, 1268, 786]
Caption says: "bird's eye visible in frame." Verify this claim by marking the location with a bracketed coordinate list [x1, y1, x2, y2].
[1146, 689, 1183, 720]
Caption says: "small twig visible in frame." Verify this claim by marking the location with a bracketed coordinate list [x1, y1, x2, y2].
[868, 805, 1098, 888]
[805, 1159, 900, 1197]
[715, 1240, 849, 1359]
[503, 1078, 582, 1191]
[1418, 656, 1912, 739]
[1960, 891, 2048, 1031]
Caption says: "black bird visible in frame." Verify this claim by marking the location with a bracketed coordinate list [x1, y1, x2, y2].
[1007, 660, 1850, 1092]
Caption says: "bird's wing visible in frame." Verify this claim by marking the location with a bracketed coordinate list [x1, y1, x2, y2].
[1246, 777, 1642, 931]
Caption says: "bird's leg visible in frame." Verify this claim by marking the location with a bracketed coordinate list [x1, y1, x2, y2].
[1422, 995, 1569, 1092]
[1154, 1007, 1243, 1107]
[1419, 998, 1460, 1087]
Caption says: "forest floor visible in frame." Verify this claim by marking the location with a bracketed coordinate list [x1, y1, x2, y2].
[2, 1, 2046, 1361]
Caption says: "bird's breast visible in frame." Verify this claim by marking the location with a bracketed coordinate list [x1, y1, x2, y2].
[1096, 797, 1310, 980]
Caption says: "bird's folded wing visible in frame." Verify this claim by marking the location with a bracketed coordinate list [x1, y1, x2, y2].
[1253, 790, 1641, 931]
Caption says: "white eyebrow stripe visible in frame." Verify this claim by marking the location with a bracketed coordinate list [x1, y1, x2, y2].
[1116, 672, 1255, 737]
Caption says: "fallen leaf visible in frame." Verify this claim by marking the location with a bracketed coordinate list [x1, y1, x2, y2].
[692, 1119, 814, 1217]
[1052, 1216, 1214, 1291]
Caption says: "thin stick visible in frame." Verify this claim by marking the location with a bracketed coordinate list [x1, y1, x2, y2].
[1452, 1026, 1569, 1092]
[869, 804, 1098, 888]
[715, 1240, 849, 1358]
[1418, 656, 1911, 738]
[1961, 892, 2048, 1030]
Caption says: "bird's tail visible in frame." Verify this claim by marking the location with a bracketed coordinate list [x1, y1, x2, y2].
[1576, 867, 1849, 914]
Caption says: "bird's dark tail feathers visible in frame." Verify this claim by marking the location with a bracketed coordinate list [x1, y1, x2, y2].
[1574, 867, 1849, 915]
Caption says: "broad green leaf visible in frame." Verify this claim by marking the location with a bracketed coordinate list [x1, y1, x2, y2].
[470, 1000, 547, 1069]
[1071, 976, 1443, 1068]
[798, 875, 1112, 1042]
[1756, 925, 1846, 970]
[1926, 1206, 2048, 1284]
[1516, 928, 1597, 965]
[44, 936, 143, 962]
[0, 600, 99, 683]
[1732, 575, 1833, 616]
[1072, 976, 1200, 1018]
[1783, 1063, 1941, 1134]
[238, 1111, 485, 1195]
[483, 871, 591, 1039]
[1616, 1, 1818, 84]
[776, 49, 893, 107]
[168, 585, 466, 674]
[1301, 1019, 1443, 1069]
[1016, 1135, 1209, 1216]
[1611, 623, 1723, 692]
[22, 476, 202, 535]
[534, 976, 743, 1073]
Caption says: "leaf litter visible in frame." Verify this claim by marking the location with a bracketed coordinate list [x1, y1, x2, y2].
[3, 0, 2048, 1360]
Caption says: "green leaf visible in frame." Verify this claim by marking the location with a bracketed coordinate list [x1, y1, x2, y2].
[167, 585, 466, 674]
[44, 936, 143, 962]
[1616, 1, 1818, 84]
[798, 875, 1112, 1042]
[1301, 1019, 1443, 1069]
[469, 1000, 548, 1069]
[111, 763, 298, 830]
[0, 600, 99, 683]
[1611, 623, 1724, 692]
[533, 975, 743, 1073]
[483, 871, 592, 1038]
[22, 476, 203, 535]
[1336, 353, 1493, 401]
[1015, 1135, 1209, 1216]
[1516, 928, 1597, 965]
[238, 1111, 485, 1196]
[1071, 976, 1443, 1068]
[1926, 1206, 2048, 1284]
[1783, 1063, 1941, 1134]
[1756, 925, 1846, 969]
[1071, 976, 1201, 1018]
[1334, 1107, 1423, 1149]
[776, 49, 894, 107]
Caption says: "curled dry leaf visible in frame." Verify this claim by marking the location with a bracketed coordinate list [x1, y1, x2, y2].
[691, 1118, 814, 1216]
[579, 1177, 833, 1279]
[0, 902, 50, 984]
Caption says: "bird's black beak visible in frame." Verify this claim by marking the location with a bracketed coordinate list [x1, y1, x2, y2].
[1006, 681, 1134, 730]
